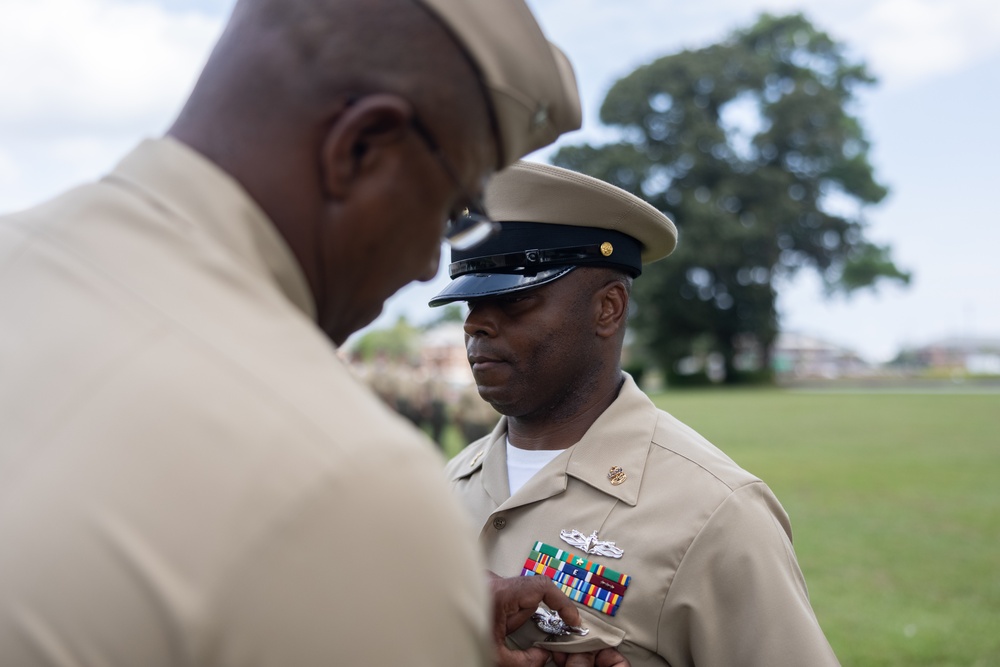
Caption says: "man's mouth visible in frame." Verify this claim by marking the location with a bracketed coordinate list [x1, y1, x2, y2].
[467, 341, 510, 371]
[468, 354, 505, 370]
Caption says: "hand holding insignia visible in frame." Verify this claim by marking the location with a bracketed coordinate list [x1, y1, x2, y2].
[489, 573, 585, 667]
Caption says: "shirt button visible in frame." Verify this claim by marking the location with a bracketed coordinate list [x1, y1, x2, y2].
[493, 516, 507, 530]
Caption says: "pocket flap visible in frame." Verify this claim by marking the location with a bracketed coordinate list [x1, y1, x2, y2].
[507, 606, 626, 654]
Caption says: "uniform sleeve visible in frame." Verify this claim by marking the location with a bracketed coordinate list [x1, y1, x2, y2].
[209, 451, 491, 667]
[657, 482, 840, 667]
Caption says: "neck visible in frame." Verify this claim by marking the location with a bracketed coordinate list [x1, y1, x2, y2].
[507, 373, 624, 451]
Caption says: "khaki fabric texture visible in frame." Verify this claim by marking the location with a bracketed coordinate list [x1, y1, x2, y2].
[447, 375, 840, 667]
[418, 0, 581, 166]
[0, 138, 490, 667]
[484, 162, 677, 263]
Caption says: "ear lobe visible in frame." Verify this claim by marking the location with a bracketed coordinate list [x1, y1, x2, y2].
[595, 282, 629, 339]
[319, 94, 414, 199]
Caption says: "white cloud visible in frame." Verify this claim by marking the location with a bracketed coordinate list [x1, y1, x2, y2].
[531, 0, 1000, 97]
[839, 0, 1000, 89]
[0, 0, 221, 135]
[0, 149, 22, 195]
[0, 0, 225, 211]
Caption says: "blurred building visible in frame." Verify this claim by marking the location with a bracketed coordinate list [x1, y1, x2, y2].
[897, 336, 1000, 375]
[771, 332, 873, 380]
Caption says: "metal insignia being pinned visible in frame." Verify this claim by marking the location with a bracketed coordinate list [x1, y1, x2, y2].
[532, 607, 589, 637]
[560, 529, 625, 558]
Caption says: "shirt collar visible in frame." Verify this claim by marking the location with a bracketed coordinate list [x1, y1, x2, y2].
[561, 374, 657, 506]
[105, 137, 315, 319]
[455, 374, 657, 507]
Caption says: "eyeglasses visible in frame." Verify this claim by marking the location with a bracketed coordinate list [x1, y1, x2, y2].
[409, 114, 500, 251]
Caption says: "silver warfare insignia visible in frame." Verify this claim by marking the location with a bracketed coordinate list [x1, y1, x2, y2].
[532, 607, 589, 637]
[559, 529, 624, 559]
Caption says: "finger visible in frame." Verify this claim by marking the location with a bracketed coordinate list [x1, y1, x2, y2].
[495, 645, 552, 667]
[534, 582, 583, 627]
[595, 647, 631, 667]
[501, 575, 581, 626]
[492, 576, 578, 632]
[562, 651, 598, 667]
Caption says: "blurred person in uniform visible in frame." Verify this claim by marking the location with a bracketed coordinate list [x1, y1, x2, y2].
[392, 358, 425, 428]
[364, 350, 396, 406]
[456, 381, 502, 444]
[0, 1, 597, 665]
[429, 162, 841, 666]
[422, 358, 450, 447]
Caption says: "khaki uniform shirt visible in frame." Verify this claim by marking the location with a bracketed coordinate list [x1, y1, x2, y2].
[447, 375, 839, 666]
[0, 139, 490, 666]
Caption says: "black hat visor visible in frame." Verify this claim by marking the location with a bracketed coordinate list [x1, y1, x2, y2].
[428, 266, 575, 307]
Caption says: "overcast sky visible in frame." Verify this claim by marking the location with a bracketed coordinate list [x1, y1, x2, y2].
[2, 0, 998, 362]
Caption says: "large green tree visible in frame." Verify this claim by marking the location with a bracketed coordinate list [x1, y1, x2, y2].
[552, 13, 910, 384]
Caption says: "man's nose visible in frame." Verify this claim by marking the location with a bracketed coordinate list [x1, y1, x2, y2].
[464, 302, 498, 337]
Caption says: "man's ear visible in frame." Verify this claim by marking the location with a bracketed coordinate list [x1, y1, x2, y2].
[595, 281, 629, 339]
[319, 94, 413, 199]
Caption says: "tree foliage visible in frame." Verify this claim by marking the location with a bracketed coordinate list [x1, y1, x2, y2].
[350, 316, 422, 362]
[551, 13, 910, 383]
[427, 303, 467, 326]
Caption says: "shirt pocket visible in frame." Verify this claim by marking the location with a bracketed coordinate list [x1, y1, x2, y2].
[509, 606, 627, 654]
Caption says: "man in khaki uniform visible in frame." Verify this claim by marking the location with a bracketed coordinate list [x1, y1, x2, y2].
[0, 1, 587, 665]
[429, 162, 841, 666]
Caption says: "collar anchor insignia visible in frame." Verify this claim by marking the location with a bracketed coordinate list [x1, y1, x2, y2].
[607, 465, 627, 486]
[560, 529, 624, 558]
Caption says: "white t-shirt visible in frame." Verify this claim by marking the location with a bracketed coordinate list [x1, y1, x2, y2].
[506, 438, 564, 495]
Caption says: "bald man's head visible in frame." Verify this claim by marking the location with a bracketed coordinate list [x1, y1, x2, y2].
[173, 0, 494, 171]
[167, 0, 578, 344]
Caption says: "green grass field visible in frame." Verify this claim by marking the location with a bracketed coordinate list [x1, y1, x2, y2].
[651, 388, 1000, 667]
[443, 388, 1000, 665]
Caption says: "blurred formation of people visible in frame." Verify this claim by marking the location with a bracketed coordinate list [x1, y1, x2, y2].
[346, 349, 500, 450]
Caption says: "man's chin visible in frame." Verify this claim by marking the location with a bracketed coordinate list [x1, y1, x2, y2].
[322, 304, 385, 348]
[474, 385, 513, 415]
